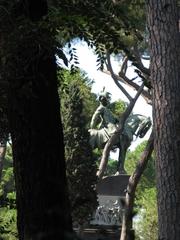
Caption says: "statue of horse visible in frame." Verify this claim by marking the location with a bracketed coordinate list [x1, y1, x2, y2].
[116, 114, 151, 173]
[89, 113, 152, 174]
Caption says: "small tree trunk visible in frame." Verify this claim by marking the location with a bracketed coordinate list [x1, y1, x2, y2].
[120, 132, 154, 240]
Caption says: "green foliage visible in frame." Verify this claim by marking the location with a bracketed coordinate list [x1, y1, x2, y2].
[0, 208, 17, 240]
[109, 100, 128, 118]
[0, 147, 15, 203]
[0, 146, 17, 240]
[0, 1, 147, 85]
[60, 70, 98, 225]
[104, 159, 118, 176]
[49, 1, 146, 68]
[59, 69, 98, 125]
[135, 188, 158, 240]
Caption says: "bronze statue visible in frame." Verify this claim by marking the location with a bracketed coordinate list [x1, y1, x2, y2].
[89, 90, 151, 174]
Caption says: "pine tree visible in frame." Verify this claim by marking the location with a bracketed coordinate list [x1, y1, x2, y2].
[61, 81, 97, 226]
[147, 1, 180, 239]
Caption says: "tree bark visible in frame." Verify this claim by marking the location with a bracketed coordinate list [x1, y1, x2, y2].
[6, 1, 73, 239]
[147, 1, 180, 239]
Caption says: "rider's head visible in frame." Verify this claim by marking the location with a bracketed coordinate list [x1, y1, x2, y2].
[98, 89, 111, 106]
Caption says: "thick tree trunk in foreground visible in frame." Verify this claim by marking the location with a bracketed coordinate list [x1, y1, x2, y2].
[147, 1, 180, 239]
[7, 1, 72, 239]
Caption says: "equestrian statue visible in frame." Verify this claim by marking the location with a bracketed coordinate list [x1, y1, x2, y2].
[89, 90, 151, 174]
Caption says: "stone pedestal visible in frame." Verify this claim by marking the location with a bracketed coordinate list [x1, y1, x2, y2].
[97, 175, 130, 196]
[90, 174, 130, 226]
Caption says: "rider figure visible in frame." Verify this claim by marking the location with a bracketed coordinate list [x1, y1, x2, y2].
[89, 89, 119, 149]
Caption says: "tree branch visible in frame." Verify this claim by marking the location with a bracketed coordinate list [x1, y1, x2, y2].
[127, 46, 150, 76]
[106, 52, 133, 102]
[119, 56, 128, 75]
[103, 69, 152, 104]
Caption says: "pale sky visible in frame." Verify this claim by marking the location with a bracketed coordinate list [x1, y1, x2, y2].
[64, 41, 152, 156]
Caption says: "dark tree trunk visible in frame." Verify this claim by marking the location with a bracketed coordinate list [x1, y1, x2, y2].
[147, 1, 180, 239]
[0, 61, 9, 181]
[7, 1, 73, 239]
